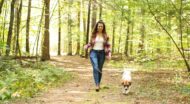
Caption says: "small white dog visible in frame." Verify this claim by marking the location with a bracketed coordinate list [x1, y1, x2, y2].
[121, 69, 132, 95]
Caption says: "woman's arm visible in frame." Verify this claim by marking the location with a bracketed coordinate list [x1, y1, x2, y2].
[84, 43, 92, 50]
[105, 42, 111, 60]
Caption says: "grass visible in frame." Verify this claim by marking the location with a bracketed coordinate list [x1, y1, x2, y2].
[0, 60, 73, 103]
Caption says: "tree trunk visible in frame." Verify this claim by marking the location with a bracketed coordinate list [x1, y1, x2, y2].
[124, 9, 131, 57]
[26, 0, 32, 54]
[76, 1, 81, 55]
[15, 0, 22, 65]
[34, 6, 44, 59]
[67, 0, 73, 55]
[118, 21, 123, 53]
[6, 0, 16, 56]
[118, 7, 124, 53]
[91, 0, 97, 30]
[125, 23, 130, 57]
[99, 0, 102, 20]
[0, 0, 4, 14]
[15, 0, 22, 57]
[81, 0, 86, 57]
[138, 8, 145, 54]
[129, 20, 134, 56]
[85, 0, 91, 58]
[2, 3, 7, 43]
[179, 0, 184, 55]
[186, 27, 190, 59]
[41, 0, 50, 61]
[1, 1, 7, 55]
[58, 0, 61, 55]
[13, 9, 17, 54]
[112, 17, 116, 54]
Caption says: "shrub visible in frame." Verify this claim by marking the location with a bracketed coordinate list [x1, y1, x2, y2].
[0, 60, 72, 100]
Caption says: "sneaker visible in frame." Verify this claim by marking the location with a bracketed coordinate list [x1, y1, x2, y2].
[95, 85, 100, 92]
[95, 88, 99, 92]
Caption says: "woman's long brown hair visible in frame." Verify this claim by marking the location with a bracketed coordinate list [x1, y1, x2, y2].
[91, 20, 108, 43]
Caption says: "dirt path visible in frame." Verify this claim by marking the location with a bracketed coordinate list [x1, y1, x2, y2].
[37, 56, 129, 104]
[13, 56, 190, 104]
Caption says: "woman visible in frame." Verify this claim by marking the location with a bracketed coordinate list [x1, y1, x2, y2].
[84, 20, 111, 92]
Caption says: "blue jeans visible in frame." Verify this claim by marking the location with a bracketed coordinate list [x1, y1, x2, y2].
[90, 49, 105, 86]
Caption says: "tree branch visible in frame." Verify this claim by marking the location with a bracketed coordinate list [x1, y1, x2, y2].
[146, 0, 190, 72]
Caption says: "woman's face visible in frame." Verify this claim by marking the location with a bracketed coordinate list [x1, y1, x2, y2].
[97, 23, 104, 32]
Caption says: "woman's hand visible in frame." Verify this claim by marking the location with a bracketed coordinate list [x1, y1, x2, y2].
[106, 56, 111, 60]
[106, 52, 111, 60]
[84, 45, 87, 50]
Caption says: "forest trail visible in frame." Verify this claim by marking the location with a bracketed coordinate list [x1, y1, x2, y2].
[13, 56, 190, 104]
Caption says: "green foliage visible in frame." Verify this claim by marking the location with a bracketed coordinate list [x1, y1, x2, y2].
[0, 61, 72, 101]
[109, 54, 187, 72]
[139, 59, 186, 71]
[0, 60, 20, 72]
[0, 41, 5, 49]
[180, 83, 190, 95]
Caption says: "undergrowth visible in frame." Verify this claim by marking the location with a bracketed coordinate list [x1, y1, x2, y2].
[0, 60, 72, 102]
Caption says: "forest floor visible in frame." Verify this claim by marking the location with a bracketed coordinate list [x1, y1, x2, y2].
[12, 56, 190, 104]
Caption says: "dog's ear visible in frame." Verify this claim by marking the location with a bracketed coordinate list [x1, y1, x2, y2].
[121, 81, 124, 85]
[129, 82, 132, 85]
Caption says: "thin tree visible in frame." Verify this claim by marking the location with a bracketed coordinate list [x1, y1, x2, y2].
[1, 1, 7, 55]
[99, 0, 102, 20]
[111, 16, 116, 54]
[85, 0, 91, 58]
[26, 0, 32, 55]
[0, 0, 4, 55]
[13, 0, 22, 65]
[118, 7, 124, 53]
[6, 0, 16, 56]
[186, 27, 190, 59]
[76, 1, 81, 55]
[91, 0, 97, 30]
[41, 0, 50, 61]
[138, 8, 145, 54]
[58, 0, 61, 55]
[178, 0, 184, 55]
[33, 6, 44, 59]
[67, 0, 73, 55]
[129, 19, 134, 56]
[81, 0, 86, 56]
[0, 0, 4, 14]
[124, 8, 131, 57]
[15, 0, 22, 57]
